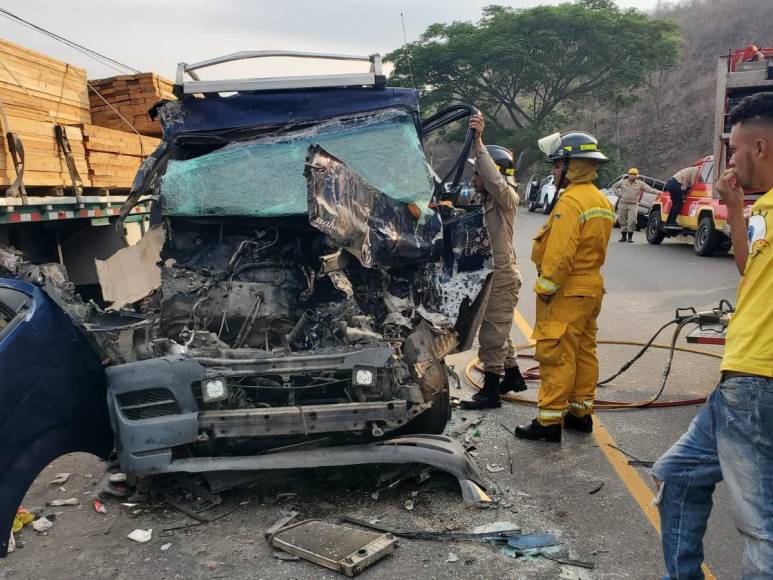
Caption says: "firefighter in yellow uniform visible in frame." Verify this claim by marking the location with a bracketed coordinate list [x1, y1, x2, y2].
[515, 131, 615, 443]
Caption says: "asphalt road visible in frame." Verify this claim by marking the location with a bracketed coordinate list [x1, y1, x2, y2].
[3, 210, 743, 579]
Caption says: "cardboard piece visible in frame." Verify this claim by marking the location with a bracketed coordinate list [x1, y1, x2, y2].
[95, 225, 163, 310]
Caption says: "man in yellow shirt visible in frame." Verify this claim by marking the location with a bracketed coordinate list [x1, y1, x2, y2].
[652, 93, 773, 578]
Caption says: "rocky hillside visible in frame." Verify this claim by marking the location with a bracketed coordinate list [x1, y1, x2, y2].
[595, 0, 773, 180]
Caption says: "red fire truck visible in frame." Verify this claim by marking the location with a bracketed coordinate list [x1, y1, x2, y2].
[646, 46, 773, 256]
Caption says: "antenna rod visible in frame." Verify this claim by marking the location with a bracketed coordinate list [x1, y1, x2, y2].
[400, 12, 417, 90]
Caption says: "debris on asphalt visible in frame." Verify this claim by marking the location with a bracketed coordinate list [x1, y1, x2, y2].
[589, 483, 605, 495]
[446, 551, 459, 563]
[269, 519, 396, 577]
[472, 522, 522, 535]
[127, 528, 153, 543]
[502, 543, 563, 560]
[32, 517, 53, 533]
[274, 492, 298, 504]
[341, 516, 523, 542]
[372, 464, 434, 499]
[160, 543, 172, 552]
[93, 499, 108, 514]
[486, 463, 506, 474]
[264, 510, 299, 538]
[404, 499, 415, 511]
[46, 498, 78, 507]
[12, 508, 35, 533]
[109, 473, 127, 484]
[506, 532, 559, 553]
[607, 444, 655, 468]
[452, 414, 484, 437]
[541, 554, 596, 569]
[273, 551, 301, 562]
[49, 473, 71, 486]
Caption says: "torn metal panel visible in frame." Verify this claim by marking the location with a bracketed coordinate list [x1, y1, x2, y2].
[95, 225, 164, 310]
[305, 144, 442, 268]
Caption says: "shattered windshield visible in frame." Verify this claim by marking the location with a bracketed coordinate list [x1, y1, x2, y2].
[160, 108, 435, 217]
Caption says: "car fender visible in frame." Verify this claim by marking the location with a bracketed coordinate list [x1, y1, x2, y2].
[0, 280, 112, 557]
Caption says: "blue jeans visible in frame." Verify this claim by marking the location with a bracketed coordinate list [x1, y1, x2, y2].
[652, 377, 773, 579]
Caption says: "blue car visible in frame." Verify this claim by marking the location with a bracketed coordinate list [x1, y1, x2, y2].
[0, 278, 113, 556]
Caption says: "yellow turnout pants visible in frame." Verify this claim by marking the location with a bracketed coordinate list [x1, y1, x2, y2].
[533, 275, 604, 426]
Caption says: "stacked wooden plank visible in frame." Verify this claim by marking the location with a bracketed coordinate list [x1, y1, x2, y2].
[0, 38, 92, 187]
[88, 73, 175, 137]
[76, 124, 160, 188]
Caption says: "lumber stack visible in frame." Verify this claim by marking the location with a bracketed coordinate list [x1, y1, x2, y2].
[0, 38, 92, 187]
[88, 73, 175, 137]
[77, 124, 160, 188]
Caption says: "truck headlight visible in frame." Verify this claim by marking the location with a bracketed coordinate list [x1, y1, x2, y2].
[352, 367, 375, 387]
[202, 377, 228, 403]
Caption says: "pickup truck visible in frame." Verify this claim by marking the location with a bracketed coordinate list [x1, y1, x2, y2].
[645, 156, 734, 256]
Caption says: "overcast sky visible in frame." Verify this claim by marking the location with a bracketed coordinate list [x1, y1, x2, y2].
[1, 0, 658, 81]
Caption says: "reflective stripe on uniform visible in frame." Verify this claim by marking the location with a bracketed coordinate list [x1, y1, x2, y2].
[535, 276, 559, 295]
[538, 408, 565, 422]
[578, 207, 616, 223]
[570, 400, 593, 410]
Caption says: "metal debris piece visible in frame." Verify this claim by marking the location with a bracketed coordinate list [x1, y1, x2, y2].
[275, 493, 298, 504]
[589, 482, 604, 495]
[264, 510, 300, 539]
[486, 463, 506, 474]
[446, 552, 459, 563]
[341, 516, 522, 542]
[161, 475, 223, 521]
[109, 473, 128, 484]
[273, 551, 301, 562]
[269, 519, 395, 577]
[540, 554, 596, 569]
[32, 517, 53, 532]
[404, 500, 414, 511]
[160, 543, 172, 552]
[127, 528, 153, 543]
[49, 473, 71, 486]
[472, 522, 522, 535]
[452, 415, 484, 437]
[46, 498, 78, 507]
[607, 444, 655, 468]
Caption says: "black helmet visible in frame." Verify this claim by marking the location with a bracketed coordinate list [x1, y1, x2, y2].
[538, 131, 608, 163]
[486, 145, 516, 177]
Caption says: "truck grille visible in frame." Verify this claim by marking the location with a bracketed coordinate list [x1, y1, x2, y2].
[117, 388, 180, 421]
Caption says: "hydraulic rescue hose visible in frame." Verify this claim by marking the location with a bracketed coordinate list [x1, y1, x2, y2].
[464, 307, 729, 410]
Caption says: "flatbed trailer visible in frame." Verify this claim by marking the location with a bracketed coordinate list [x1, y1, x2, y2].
[0, 193, 150, 300]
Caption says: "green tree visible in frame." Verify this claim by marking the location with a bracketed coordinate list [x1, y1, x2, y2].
[387, 1, 682, 165]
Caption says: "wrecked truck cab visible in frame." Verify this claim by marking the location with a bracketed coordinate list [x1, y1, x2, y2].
[109, 53, 492, 479]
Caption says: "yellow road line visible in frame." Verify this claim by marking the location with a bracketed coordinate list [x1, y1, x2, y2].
[512, 308, 716, 580]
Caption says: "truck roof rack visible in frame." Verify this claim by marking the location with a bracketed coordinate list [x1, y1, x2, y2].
[175, 51, 386, 95]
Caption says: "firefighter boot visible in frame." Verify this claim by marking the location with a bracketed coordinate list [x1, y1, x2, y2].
[514, 419, 562, 443]
[564, 413, 593, 433]
[618, 232, 627, 242]
[460, 372, 502, 410]
[500, 365, 527, 395]
[627, 231, 634, 243]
